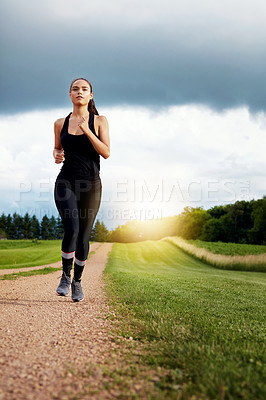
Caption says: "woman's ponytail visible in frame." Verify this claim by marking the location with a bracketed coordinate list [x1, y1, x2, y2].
[88, 99, 99, 115]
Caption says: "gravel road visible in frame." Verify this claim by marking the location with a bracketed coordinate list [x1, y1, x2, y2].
[0, 242, 120, 400]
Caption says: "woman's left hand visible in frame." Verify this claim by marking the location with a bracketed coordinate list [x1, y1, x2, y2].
[78, 116, 91, 135]
[77, 114, 110, 159]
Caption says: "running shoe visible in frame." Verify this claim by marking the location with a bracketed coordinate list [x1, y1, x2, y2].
[56, 272, 71, 296]
[71, 279, 84, 302]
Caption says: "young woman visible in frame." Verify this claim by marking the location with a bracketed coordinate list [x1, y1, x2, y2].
[53, 78, 110, 302]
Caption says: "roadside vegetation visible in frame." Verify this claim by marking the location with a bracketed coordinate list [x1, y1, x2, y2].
[165, 237, 266, 272]
[104, 240, 266, 400]
[1, 197, 266, 245]
[0, 239, 95, 270]
[187, 239, 266, 255]
[0, 267, 62, 280]
[0, 239, 62, 269]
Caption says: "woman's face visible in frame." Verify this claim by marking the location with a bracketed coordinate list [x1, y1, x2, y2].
[69, 79, 93, 106]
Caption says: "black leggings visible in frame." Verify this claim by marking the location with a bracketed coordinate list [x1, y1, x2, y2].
[54, 177, 102, 262]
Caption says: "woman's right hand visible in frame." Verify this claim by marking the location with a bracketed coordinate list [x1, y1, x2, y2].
[53, 148, 64, 164]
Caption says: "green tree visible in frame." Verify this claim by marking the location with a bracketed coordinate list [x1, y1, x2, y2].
[109, 221, 138, 243]
[55, 216, 64, 239]
[41, 215, 50, 239]
[248, 198, 266, 244]
[30, 215, 40, 239]
[22, 212, 31, 239]
[48, 216, 57, 239]
[92, 219, 110, 242]
[209, 205, 227, 219]
[0, 213, 6, 233]
[178, 207, 211, 240]
[12, 212, 24, 239]
[219, 201, 253, 243]
[201, 218, 225, 242]
[0, 228, 6, 239]
[109, 224, 125, 243]
[5, 214, 14, 239]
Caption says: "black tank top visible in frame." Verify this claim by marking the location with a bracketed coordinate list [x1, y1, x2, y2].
[56, 112, 100, 182]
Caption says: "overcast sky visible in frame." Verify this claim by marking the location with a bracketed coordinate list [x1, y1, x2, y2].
[0, 0, 266, 229]
[1, 0, 266, 113]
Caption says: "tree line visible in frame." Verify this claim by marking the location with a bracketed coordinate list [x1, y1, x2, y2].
[109, 198, 266, 245]
[1, 198, 265, 244]
[176, 198, 266, 244]
[0, 213, 110, 242]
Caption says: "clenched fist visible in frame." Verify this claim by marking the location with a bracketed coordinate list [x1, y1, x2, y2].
[53, 148, 64, 164]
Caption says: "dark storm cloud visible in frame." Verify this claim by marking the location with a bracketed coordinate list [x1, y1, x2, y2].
[1, 0, 266, 114]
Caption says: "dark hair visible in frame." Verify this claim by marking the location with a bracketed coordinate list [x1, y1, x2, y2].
[69, 77, 99, 115]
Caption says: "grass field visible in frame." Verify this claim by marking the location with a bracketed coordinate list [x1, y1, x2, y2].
[0, 240, 62, 269]
[0, 240, 96, 270]
[166, 237, 266, 272]
[188, 240, 266, 256]
[0, 267, 62, 280]
[104, 240, 266, 400]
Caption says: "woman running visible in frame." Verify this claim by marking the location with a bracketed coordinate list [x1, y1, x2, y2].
[53, 78, 110, 302]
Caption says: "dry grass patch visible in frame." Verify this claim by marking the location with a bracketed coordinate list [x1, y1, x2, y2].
[164, 236, 266, 272]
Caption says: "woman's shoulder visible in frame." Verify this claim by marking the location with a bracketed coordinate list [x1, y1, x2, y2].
[54, 115, 69, 134]
[54, 117, 66, 128]
[94, 114, 108, 126]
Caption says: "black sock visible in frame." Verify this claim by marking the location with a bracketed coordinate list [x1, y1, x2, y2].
[74, 263, 84, 281]
[62, 257, 73, 277]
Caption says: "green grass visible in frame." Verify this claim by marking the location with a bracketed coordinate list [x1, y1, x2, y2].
[0, 240, 62, 269]
[0, 267, 62, 280]
[166, 237, 266, 272]
[104, 240, 266, 400]
[188, 240, 266, 256]
[0, 240, 95, 269]
[0, 239, 43, 249]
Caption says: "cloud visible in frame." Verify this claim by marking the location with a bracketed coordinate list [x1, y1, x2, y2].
[0, 104, 265, 228]
[1, 0, 266, 114]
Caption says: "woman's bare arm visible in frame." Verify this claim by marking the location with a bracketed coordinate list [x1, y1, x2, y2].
[78, 115, 110, 159]
[53, 119, 64, 164]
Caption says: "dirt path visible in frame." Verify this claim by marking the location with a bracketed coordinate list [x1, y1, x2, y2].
[0, 242, 121, 400]
[0, 242, 102, 276]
